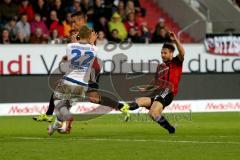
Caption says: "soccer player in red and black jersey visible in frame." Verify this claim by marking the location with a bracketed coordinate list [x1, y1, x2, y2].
[122, 31, 185, 134]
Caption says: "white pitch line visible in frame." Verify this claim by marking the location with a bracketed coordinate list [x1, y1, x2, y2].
[9, 137, 240, 145]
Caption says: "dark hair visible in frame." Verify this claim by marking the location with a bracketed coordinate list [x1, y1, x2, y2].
[69, 29, 77, 34]
[35, 13, 41, 17]
[10, 16, 17, 21]
[162, 43, 175, 52]
[20, 13, 28, 18]
[112, 29, 119, 33]
[1, 28, 9, 33]
[71, 11, 86, 19]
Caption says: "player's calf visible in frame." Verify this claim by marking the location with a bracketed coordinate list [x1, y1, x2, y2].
[149, 102, 175, 134]
[153, 115, 175, 134]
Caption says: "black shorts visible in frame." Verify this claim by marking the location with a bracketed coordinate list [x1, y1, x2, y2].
[150, 88, 174, 108]
[88, 82, 99, 90]
[88, 70, 101, 90]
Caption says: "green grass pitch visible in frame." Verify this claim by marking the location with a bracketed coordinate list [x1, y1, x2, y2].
[0, 112, 240, 160]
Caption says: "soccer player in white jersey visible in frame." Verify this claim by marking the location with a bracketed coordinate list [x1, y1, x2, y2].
[48, 26, 97, 135]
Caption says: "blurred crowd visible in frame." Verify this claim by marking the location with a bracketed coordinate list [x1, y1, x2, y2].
[0, 0, 171, 45]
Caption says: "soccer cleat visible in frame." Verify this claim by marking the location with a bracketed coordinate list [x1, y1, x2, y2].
[120, 103, 131, 122]
[45, 115, 54, 122]
[57, 128, 68, 134]
[48, 125, 56, 136]
[57, 121, 67, 134]
[168, 125, 176, 134]
[48, 119, 65, 135]
[57, 121, 72, 134]
[33, 114, 53, 122]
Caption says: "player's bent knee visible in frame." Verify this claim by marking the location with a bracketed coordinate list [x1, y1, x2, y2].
[135, 97, 151, 108]
[87, 91, 101, 103]
[88, 95, 100, 103]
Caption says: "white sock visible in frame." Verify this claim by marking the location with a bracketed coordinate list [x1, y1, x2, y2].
[52, 117, 63, 129]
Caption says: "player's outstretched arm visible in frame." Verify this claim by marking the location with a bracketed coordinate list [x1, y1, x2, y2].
[168, 31, 185, 61]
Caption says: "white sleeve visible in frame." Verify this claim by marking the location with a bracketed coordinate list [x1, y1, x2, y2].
[66, 44, 72, 59]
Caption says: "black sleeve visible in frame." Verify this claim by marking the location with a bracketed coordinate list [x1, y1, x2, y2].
[173, 56, 183, 66]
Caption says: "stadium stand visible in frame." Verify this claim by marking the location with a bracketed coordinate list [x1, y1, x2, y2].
[0, 0, 199, 44]
[139, 0, 194, 43]
[1, 0, 238, 44]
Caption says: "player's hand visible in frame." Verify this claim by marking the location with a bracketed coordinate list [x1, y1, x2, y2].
[70, 33, 78, 43]
[168, 31, 178, 42]
[89, 31, 98, 45]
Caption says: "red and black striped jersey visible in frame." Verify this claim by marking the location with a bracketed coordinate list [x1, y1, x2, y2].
[155, 56, 183, 96]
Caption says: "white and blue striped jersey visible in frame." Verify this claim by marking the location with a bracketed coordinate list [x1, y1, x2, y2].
[63, 42, 98, 86]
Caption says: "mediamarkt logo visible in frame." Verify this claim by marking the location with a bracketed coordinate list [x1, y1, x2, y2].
[8, 105, 48, 114]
